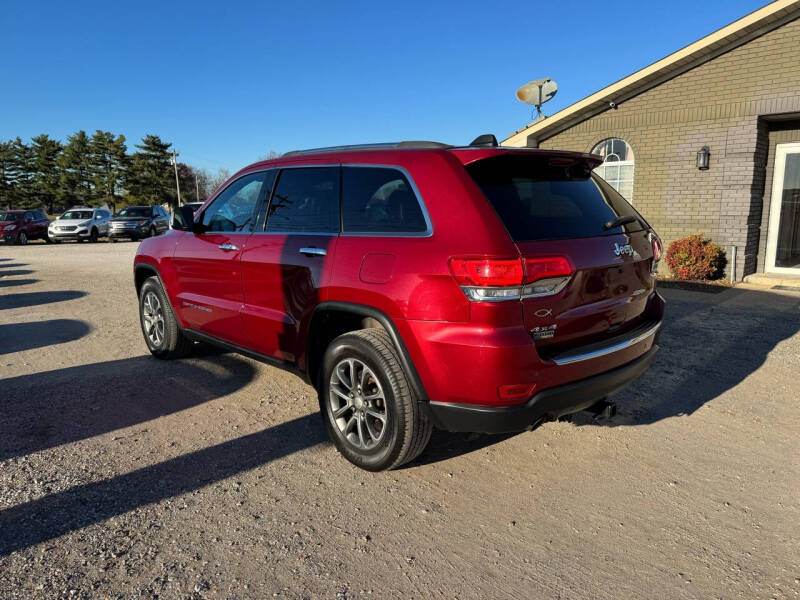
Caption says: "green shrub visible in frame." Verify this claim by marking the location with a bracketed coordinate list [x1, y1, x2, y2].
[665, 234, 726, 280]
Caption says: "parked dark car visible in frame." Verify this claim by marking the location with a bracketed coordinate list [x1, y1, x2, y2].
[134, 137, 664, 470]
[109, 205, 170, 241]
[1, 209, 51, 244]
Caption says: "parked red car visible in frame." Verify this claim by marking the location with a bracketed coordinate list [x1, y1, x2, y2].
[1, 209, 51, 244]
[134, 137, 664, 470]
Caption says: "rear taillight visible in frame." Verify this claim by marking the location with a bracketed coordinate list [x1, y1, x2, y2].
[523, 256, 573, 283]
[649, 232, 663, 274]
[448, 258, 523, 287]
[449, 256, 573, 302]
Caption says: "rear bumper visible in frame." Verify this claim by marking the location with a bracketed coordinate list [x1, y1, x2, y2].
[426, 345, 658, 433]
[403, 291, 665, 407]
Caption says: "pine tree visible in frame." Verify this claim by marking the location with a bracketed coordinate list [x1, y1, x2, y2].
[127, 134, 174, 206]
[12, 138, 35, 209]
[58, 131, 93, 206]
[30, 134, 63, 213]
[0, 140, 20, 209]
[89, 130, 127, 212]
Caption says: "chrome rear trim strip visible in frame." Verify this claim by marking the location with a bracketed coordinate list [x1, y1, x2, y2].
[552, 321, 662, 365]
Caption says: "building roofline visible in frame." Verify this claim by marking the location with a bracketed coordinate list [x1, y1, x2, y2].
[503, 0, 800, 147]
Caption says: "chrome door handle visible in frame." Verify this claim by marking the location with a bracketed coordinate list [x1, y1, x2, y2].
[299, 247, 327, 257]
[218, 243, 239, 251]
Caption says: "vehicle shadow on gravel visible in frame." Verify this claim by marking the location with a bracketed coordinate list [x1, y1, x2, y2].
[0, 278, 38, 288]
[0, 262, 29, 269]
[574, 287, 800, 428]
[0, 350, 259, 462]
[408, 430, 516, 467]
[0, 269, 34, 278]
[0, 412, 325, 556]
[0, 319, 91, 355]
[0, 290, 87, 310]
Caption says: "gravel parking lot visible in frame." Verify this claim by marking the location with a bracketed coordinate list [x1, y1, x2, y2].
[1, 241, 799, 599]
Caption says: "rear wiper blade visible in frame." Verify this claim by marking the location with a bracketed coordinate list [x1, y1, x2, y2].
[602, 215, 638, 231]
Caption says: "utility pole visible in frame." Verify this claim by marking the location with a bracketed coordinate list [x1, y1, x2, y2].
[195, 173, 200, 202]
[171, 149, 182, 206]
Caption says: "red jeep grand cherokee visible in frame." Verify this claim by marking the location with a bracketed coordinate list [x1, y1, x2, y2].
[134, 137, 664, 470]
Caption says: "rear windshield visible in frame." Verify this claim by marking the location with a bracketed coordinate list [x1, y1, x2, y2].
[466, 155, 647, 241]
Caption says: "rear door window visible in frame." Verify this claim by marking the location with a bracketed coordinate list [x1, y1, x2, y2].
[341, 167, 427, 234]
[266, 167, 339, 233]
[466, 155, 646, 241]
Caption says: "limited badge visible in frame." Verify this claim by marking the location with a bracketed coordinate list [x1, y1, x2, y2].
[531, 324, 557, 340]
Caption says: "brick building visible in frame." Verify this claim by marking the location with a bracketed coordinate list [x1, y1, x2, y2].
[504, 0, 800, 280]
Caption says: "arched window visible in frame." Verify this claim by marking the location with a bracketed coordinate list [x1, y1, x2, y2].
[592, 138, 634, 201]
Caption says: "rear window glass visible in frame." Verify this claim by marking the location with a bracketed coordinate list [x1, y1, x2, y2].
[342, 167, 427, 233]
[466, 155, 646, 241]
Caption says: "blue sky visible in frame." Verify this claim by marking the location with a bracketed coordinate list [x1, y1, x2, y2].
[1, 0, 766, 172]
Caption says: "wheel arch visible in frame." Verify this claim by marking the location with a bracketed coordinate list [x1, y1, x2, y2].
[134, 262, 161, 295]
[307, 302, 429, 404]
[134, 262, 181, 319]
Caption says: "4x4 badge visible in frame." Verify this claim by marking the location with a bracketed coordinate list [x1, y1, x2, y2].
[531, 324, 557, 340]
[614, 243, 634, 257]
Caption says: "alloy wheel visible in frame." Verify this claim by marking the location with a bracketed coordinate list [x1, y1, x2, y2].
[18, 231, 27, 245]
[328, 358, 388, 450]
[141, 291, 165, 347]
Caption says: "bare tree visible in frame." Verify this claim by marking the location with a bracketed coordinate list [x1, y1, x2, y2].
[208, 168, 231, 195]
[257, 150, 280, 161]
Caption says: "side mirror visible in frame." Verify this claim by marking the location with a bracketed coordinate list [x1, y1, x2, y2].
[172, 204, 199, 231]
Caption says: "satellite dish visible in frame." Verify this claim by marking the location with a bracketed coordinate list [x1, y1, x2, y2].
[516, 78, 558, 119]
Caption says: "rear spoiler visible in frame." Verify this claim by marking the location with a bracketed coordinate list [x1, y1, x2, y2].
[448, 147, 603, 169]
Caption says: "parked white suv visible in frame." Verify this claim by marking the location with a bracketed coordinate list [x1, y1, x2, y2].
[49, 207, 112, 243]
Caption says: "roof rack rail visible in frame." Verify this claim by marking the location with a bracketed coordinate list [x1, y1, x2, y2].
[282, 141, 452, 157]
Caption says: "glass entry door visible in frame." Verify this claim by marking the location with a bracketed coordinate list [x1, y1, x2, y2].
[766, 143, 800, 274]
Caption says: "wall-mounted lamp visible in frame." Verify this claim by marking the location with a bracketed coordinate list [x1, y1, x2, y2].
[696, 146, 710, 170]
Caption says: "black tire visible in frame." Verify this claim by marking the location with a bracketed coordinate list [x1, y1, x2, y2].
[320, 328, 432, 471]
[110, 237, 117, 243]
[17, 231, 27, 245]
[45, 235, 53, 244]
[90, 228, 99, 243]
[138, 276, 193, 359]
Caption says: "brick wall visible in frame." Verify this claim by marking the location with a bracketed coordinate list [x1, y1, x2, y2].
[535, 16, 800, 279]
